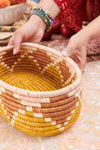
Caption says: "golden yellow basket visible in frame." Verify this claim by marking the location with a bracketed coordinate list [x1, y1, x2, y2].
[0, 43, 82, 136]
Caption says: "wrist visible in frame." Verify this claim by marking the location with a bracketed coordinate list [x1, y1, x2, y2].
[31, 7, 53, 32]
[82, 16, 100, 42]
[39, 0, 60, 18]
[83, 28, 94, 42]
[29, 15, 46, 33]
[80, 28, 91, 44]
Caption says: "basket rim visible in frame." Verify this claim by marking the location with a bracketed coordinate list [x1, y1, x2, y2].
[0, 2, 26, 11]
[0, 43, 82, 98]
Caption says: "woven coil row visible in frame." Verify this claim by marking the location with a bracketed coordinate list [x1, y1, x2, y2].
[0, 43, 82, 136]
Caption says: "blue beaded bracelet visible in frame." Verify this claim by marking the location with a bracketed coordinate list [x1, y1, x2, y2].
[31, 6, 53, 32]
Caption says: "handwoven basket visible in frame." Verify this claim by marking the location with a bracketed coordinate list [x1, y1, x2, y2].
[0, 43, 82, 136]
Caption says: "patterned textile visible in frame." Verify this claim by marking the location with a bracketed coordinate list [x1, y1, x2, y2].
[53, 0, 100, 33]
[0, 15, 28, 32]
[42, 36, 100, 63]
[0, 15, 28, 45]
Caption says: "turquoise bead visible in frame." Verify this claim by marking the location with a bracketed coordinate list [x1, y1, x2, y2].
[45, 10, 49, 15]
[31, 6, 53, 33]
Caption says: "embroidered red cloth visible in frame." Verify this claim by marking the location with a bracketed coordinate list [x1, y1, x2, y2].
[53, 0, 100, 35]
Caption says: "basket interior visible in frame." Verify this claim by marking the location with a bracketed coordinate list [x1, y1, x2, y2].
[0, 45, 76, 91]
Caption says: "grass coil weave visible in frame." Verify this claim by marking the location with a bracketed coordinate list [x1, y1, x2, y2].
[0, 43, 82, 136]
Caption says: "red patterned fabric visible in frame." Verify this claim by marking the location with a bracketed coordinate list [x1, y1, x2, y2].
[53, 0, 100, 34]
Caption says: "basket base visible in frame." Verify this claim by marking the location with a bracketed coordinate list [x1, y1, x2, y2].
[0, 70, 61, 91]
[0, 100, 81, 137]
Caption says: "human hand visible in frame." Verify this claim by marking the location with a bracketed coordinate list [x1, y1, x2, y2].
[62, 29, 89, 71]
[8, 15, 46, 54]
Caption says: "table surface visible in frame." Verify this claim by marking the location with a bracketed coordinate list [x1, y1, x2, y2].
[0, 60, 100, 150]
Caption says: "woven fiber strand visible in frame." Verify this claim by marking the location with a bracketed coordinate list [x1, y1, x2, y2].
[0, 43, 82, 136]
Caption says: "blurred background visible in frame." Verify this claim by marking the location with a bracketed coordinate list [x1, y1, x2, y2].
[31, 0, 40, 3]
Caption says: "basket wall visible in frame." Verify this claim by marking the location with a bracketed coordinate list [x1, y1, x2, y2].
[0, 43, 82, 136]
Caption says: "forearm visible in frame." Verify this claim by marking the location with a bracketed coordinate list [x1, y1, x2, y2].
[83, 15, 100, 42]
[29, 0, 60, 34]
[39, 0, 60, 18]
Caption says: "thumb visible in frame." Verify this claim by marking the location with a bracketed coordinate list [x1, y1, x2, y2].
[61, 49, 69, 57]
[61, 45, 73, 57]
[61, 37, 74, 57]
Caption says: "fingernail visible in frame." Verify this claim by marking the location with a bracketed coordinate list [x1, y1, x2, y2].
[62, 50, 68, 57]
[13, 48, 16, 55]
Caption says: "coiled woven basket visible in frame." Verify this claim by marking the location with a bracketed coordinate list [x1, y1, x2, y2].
[0, 43, 82, 136]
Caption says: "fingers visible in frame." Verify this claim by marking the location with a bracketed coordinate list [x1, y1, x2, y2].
[61, 44, 71, 57]
[61, 36, 76, 57]
[70, 48, 86, 71]
[13, 31, 23, 54]
[8, 36, 14, 46]
[61, 37, 86, 71]
[8, 30, 24, 55]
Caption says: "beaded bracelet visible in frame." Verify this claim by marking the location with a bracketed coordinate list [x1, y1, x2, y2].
[31, 6, 53, 32]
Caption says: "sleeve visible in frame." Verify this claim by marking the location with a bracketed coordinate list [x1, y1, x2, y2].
[54, 0, 70, 11]
[54, 0, 86, 32]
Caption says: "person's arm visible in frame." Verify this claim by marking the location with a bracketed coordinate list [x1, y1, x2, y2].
[83, 15, 100, 41]
[39, 0, 60, 18]
[8, 0, 60, 54]
[62, 15, 100, 70]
